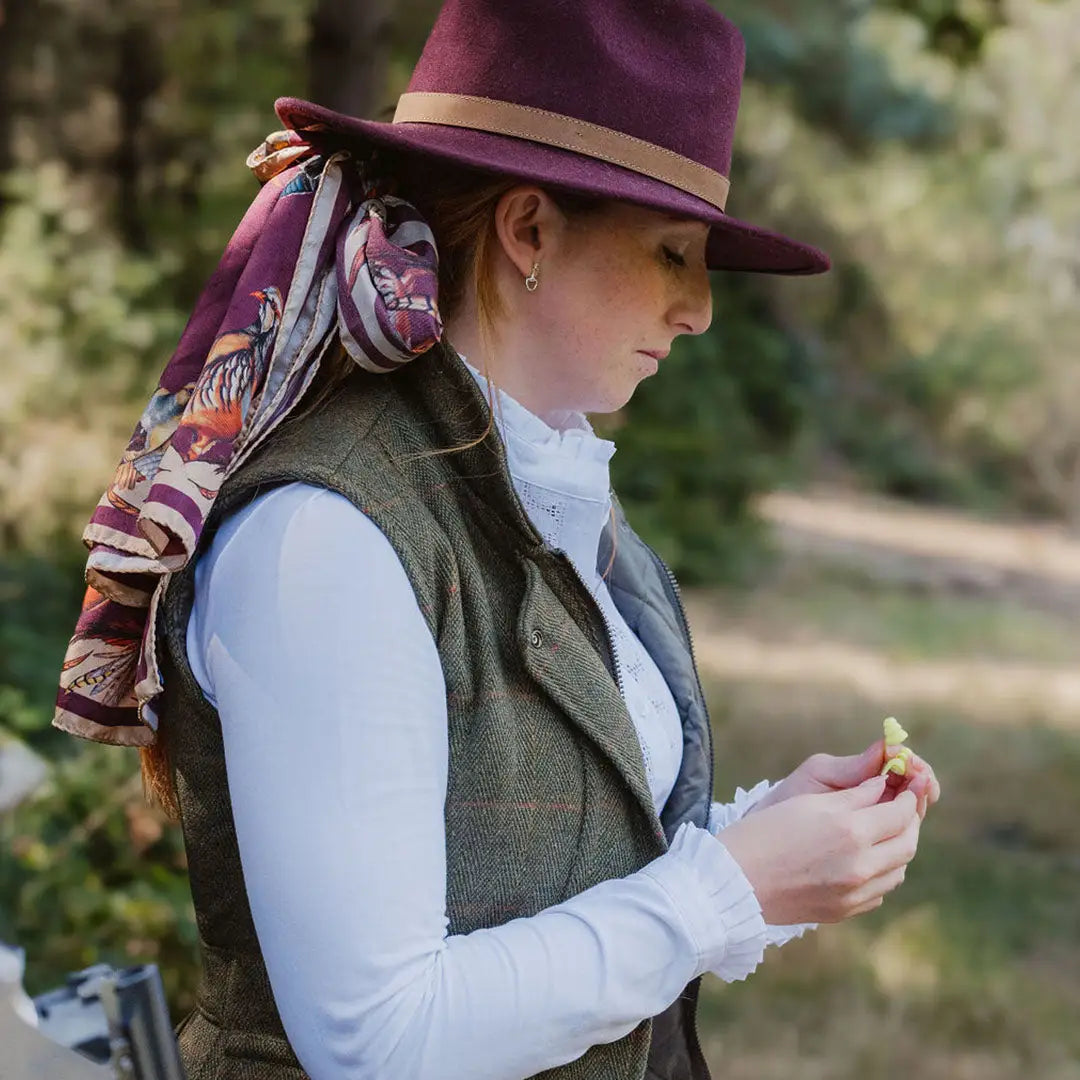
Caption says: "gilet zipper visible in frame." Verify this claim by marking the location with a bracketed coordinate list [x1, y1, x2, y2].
[641, 540, 714, 1079]
[640, 540, 715, 823]
[449, 347, 709, 1075]
[551, 548, 625, 697]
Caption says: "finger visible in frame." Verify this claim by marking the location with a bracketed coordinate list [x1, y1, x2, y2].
[855, 787, 918, 842]
[867, 814, 921, 875]
[913, 758, 941, 807]
[812, 742, 886, 788]
[834, 774, 889, 809]
[878, 781, 902, 803]
[848, 895, 885, 917]
[882, 783, 926, 820]
[847, 863, 908, 909]
[862, 739, 888, 776]
[915, 771, 935, 818]
[917, 780, 938, 820]
[896, 756, 940, 816]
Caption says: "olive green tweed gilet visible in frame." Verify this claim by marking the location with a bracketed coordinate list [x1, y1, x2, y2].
[157, 342, 716, 1080]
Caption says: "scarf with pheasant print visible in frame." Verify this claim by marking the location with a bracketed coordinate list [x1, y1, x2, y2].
[53, 128, 443, 747]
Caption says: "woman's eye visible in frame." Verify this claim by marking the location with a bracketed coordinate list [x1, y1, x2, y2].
[662, 246, 687, 268]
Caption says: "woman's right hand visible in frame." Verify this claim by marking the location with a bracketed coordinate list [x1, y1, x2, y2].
[717, 774, 920, 925]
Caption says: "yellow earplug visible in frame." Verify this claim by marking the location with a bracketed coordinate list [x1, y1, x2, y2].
[880, 716, 912, 776]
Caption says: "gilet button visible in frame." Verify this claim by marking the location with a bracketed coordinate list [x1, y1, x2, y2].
[529, 629, 544, 648]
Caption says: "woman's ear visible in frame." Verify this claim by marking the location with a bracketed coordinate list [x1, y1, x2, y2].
[492, 185, 563, 280]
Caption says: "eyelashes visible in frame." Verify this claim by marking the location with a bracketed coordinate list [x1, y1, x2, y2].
[662, 246, 687, 269]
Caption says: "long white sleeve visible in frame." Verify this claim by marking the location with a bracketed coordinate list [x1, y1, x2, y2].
[187, 481, 767, 1080]
[708, 786, 819, 948]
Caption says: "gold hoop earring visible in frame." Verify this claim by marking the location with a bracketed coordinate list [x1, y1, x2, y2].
[524, 262, 541, 291]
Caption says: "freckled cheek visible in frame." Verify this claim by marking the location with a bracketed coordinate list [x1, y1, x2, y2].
[593, 283, 655, 347]
[555, 253, 663, 352]
[534, 291, 595, 361]
[598, 259, 666, 316]
[616, 281, 668, 336]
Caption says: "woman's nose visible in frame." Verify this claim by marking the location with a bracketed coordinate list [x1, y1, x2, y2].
[669, 273, 713, 337]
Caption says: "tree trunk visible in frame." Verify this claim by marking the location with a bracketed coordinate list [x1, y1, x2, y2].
[0, 0, 31, 210]
[113, 19, 162, 252]
[308, 0, 396, 120]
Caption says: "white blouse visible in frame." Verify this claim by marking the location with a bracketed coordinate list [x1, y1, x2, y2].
[467, 358, 685, 812]
[185, 360, 814, 1080]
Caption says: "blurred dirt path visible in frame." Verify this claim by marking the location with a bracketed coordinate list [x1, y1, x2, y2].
[684, 617, 1080, 725]
[685, 489, 1080, 725]
[755, 488, 1080, 609]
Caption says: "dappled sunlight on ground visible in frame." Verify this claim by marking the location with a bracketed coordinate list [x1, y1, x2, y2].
[687, 622, 1080, 727]
[690, 491, 1080, 1079]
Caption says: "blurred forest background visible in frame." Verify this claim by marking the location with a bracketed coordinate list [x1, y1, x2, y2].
[1, 1, 1078, 1077]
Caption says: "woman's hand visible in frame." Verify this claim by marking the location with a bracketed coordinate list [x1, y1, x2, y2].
[718, 775, 921, 925]
[748, 741, 941, 820]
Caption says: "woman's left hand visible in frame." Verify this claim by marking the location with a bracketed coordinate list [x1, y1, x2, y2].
[747, 741, 941, 820]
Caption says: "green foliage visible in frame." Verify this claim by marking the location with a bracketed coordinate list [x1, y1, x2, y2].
[728, 0, 959, 148]
[0, 0, 310, 1017]
[140, 0, 315, 300]
[0, 162, 184, 546]
[719, 0, 1080, 521]
[0, 544, 198, 1008]
[0, 741, 197, 1010]
[1, 0, 1079, 1031]
[607, 278, 812, 582]
[0, 549, 196, 1012]
[0, 548, 86, 746]
[889, 0, 1007, 64]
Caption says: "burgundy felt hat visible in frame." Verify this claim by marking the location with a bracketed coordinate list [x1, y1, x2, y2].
[275, 0, 829, 276]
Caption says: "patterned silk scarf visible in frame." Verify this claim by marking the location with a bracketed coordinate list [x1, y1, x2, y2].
[53, 129, 443, 747]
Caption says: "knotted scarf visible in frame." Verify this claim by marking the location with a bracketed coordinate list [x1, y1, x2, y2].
[53, 129, 443, 746]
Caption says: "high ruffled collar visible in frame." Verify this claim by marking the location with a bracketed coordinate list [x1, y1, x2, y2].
[460, 356, 615, 496]
[459, 355, 615, 580]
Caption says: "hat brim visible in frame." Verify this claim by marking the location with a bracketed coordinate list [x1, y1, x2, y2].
[275, 97, 830, 276]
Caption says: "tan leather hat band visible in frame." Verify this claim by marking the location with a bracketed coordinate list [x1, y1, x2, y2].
[392, 91, 730, 212]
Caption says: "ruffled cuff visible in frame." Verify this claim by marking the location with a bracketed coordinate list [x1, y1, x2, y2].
[765, 921, 818, 948]
[641, 822, 767, 982]
[706, 778, 775, 834]
[707, 783, 820, 949]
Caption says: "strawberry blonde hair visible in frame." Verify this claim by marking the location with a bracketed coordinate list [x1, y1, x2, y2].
[294, 145, 611, 426]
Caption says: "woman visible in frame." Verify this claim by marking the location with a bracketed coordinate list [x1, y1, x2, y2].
[54, 2, 940, 1078]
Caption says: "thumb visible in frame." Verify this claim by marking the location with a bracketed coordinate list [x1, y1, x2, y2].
[816, 742, 886, 788]
[835, 773, 888, 808]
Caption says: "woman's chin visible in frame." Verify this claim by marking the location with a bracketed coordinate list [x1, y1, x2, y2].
[566, 358, 658, 415]
[620, 355, 660, 400]
[636, 351, 661, 377]
[592, 379, 651, 416]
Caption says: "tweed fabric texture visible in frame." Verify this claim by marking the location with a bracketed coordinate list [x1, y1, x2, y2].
[157, 341, 716, 1080]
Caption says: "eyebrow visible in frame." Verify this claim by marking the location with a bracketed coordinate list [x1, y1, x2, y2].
[654, 212, 709, 234]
